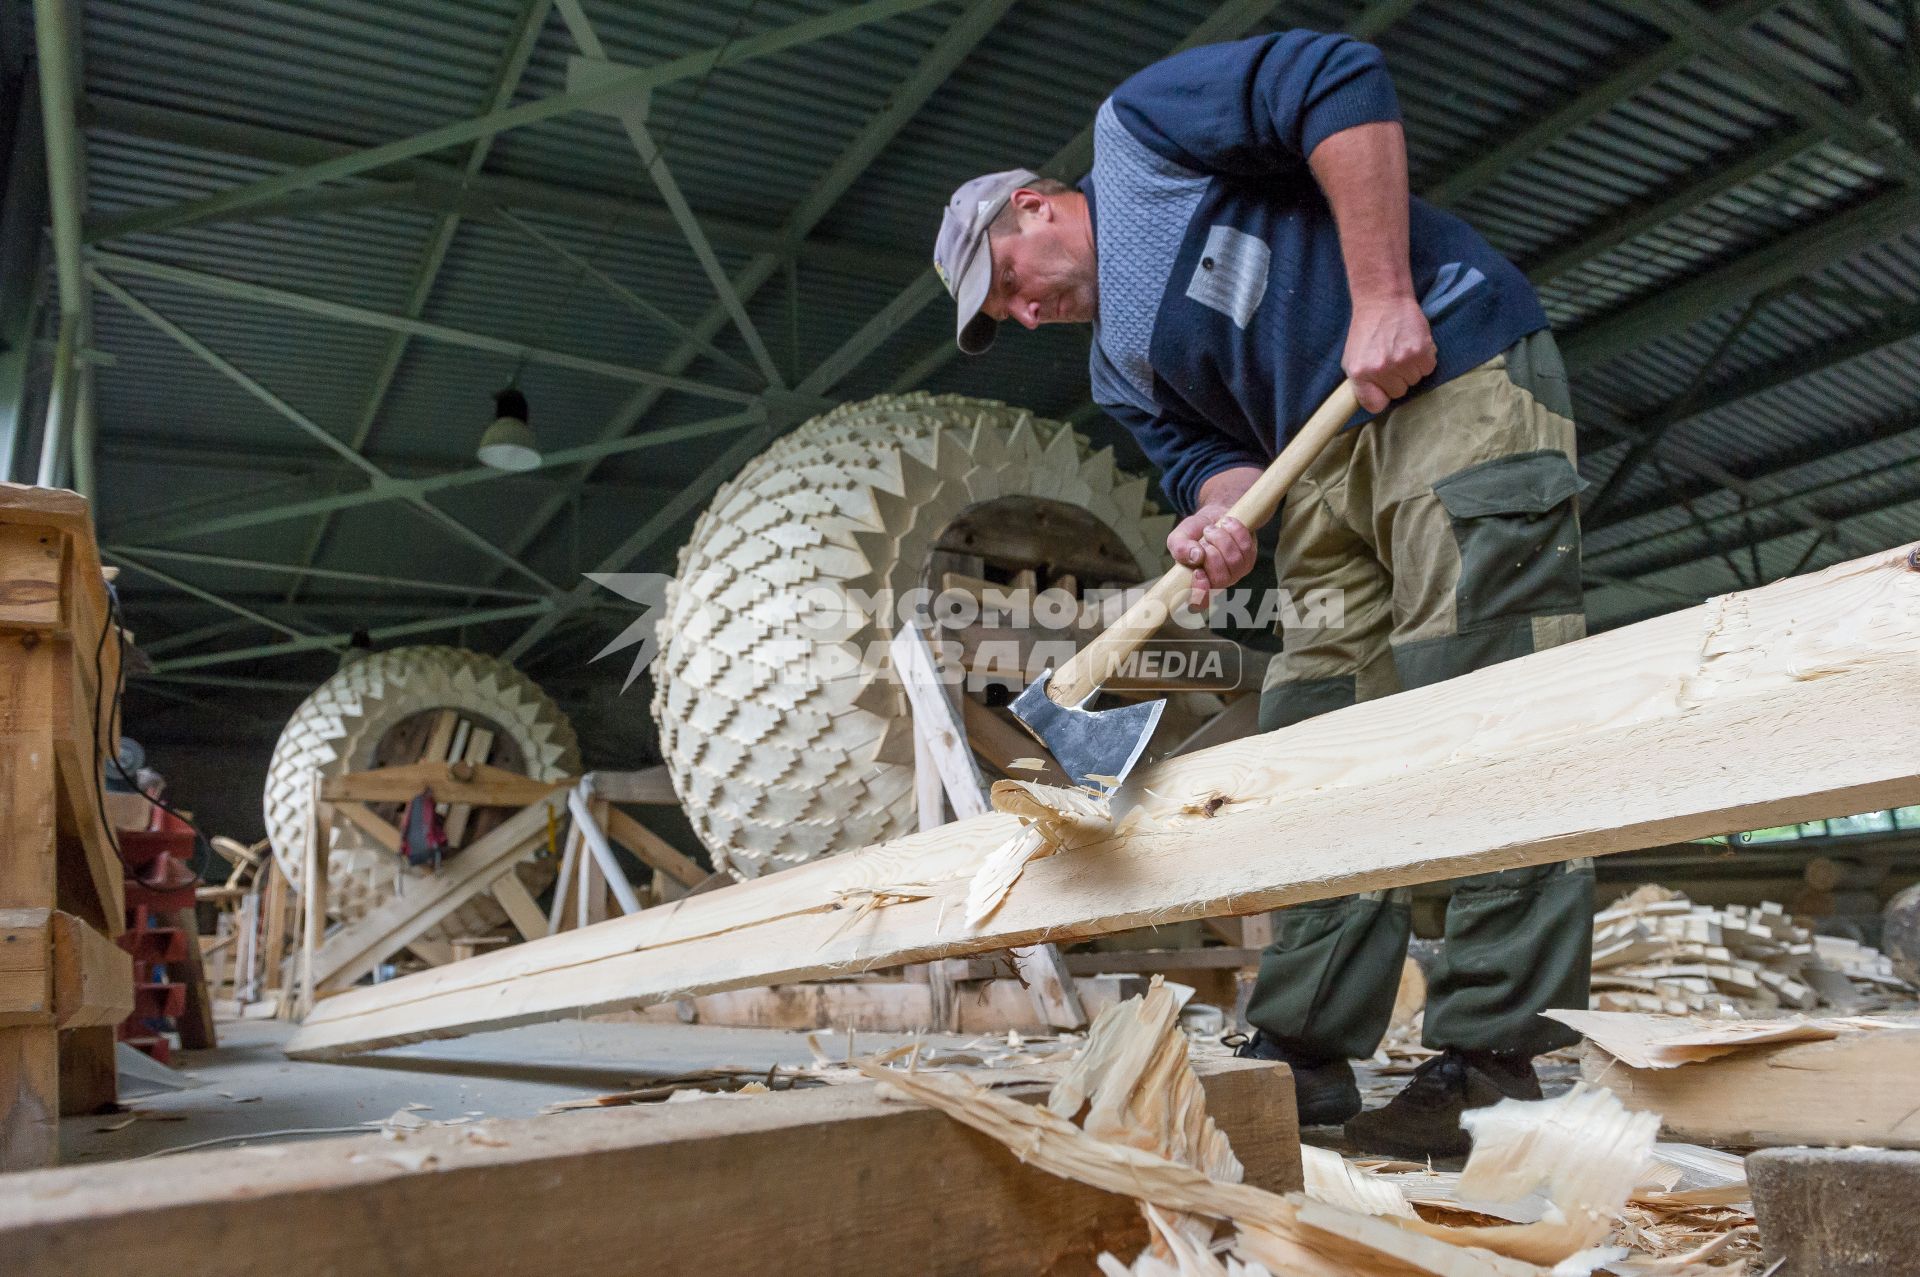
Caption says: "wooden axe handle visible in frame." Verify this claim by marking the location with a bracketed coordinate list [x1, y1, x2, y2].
[1046, 378, 1362, 708]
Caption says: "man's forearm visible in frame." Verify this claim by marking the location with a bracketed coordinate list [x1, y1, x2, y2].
[1307, 120, 1415, 307]
[1196, 464, 1264, 516]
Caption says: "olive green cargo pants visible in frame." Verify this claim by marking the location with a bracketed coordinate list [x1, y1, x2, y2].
[1243, 331, 1595, 1061]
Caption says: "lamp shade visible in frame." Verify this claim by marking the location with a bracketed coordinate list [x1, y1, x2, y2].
[477, 387, 540, 471]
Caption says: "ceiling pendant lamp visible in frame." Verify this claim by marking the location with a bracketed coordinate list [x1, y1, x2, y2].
[477, 386, 541, 472]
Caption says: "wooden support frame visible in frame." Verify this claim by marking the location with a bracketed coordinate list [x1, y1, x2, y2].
[308, 790, 569, 994]
[289, 545, 1920, 1059]
[0, 1056, 1299, 1276]
[0, 485, 130, 1167]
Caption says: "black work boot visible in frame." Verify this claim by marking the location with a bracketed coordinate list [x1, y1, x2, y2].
[1223, 1030, 1361, 1127]
[1342, 1049, 1542, 1159]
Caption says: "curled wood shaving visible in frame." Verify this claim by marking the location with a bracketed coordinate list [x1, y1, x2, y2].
[862, 981, 1664, 1277]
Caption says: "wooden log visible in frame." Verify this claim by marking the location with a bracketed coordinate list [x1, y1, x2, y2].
[0, 1057, 1300, 1277]
[1805, 855, 1887, 892]
[1585, 1028, 1920, 1149]
[287, 544, 1920, 1060]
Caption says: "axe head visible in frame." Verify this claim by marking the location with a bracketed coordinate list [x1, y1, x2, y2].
[1009, 669, 1165, 793]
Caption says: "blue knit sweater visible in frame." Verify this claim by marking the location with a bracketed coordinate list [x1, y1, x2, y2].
[1084, 32, 1547, 515]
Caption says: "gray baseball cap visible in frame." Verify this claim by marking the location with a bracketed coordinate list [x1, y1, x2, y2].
[934, 168, 1038, 355]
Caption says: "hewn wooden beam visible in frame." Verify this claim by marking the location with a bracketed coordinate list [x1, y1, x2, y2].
[0, 1058, 1301, 1277]
[320, 762, 570, 808]
[287, 545, 1920, 1060]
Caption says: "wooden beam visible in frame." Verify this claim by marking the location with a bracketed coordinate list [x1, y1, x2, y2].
[582, 767, 677, 805]
[601, 807, 705, 891]
[331, 800, 401, 854]
[489, 875, 546, 942]
[287, 545, 1920, 1059]
[320, 762, 571, 808]
[1587, 1028, 1920, 1149]
[0, 1057, 1300, 1277]
[48, 912, 131, 1028]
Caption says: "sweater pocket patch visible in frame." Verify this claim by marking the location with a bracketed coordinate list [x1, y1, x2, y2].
[1185, 225, 1269, 329]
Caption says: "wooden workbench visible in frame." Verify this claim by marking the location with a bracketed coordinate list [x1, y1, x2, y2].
[0, 483, 134, 1170]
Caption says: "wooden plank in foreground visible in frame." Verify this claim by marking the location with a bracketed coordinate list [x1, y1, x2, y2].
[288, 545, 1920, 1060]
[1585, 1027, 1920, 1150]
[0, 1057, 1300, 1277]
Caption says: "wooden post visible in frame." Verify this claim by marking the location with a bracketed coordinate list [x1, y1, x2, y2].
[298, 776, 327, 1019]
[892, 622, 1086, 1031]
[259, 860, 289, 994]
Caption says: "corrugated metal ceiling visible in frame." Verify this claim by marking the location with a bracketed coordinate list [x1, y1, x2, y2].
[4, 0, 1916, 695]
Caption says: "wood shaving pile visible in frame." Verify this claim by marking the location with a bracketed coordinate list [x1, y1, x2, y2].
[851, 977, 1760, 1275]
[1590, 885, 1911, 1016]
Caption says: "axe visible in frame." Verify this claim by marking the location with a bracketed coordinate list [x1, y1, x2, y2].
[1009, 375, 1364, 792]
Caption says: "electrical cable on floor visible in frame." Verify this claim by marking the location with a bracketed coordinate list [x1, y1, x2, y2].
[131, 1125, 374, 1159]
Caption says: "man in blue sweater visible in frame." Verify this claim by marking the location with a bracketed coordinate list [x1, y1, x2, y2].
[933, 31, 1594, 1159]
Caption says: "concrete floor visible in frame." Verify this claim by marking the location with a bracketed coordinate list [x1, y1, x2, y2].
[60, 1017, 1002, 1165]
[63, 1014, 1584, 1167]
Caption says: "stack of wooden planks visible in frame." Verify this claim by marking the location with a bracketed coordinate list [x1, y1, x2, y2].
[1556, 1008, 1920, 1150]
[1590, 885, 1912, 1015]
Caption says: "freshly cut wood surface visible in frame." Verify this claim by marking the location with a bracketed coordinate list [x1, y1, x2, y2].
[1584, 1026, 1920, 1149]
[289, 545, 1920, 1059]
[0, 1057, 1299, 1277]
